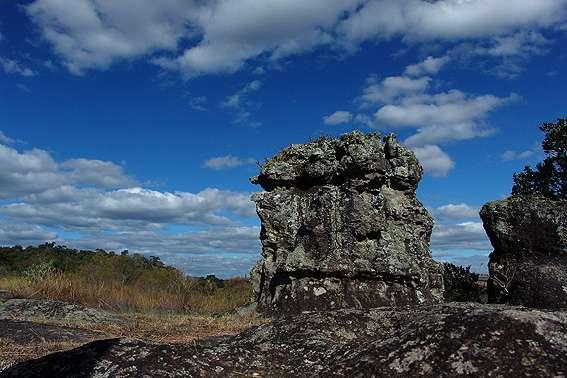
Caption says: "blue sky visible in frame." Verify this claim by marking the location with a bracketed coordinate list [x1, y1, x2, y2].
[0, 0, 566, 277]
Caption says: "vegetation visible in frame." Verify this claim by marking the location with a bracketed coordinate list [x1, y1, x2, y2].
[512, 118, 567, 200]
[0, 243, 252, 315]
[442, 262, 487, 303]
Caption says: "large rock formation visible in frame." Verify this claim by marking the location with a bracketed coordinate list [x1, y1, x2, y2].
[6, 303, 567, 377]
[480, 195, 567, 309]
[250, 131, 444, 315]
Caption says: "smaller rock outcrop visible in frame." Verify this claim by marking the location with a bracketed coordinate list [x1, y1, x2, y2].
[250, 131, 444, 315]
[480, 195, 567, 309]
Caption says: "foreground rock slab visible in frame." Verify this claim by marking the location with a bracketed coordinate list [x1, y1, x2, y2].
[5, 303, 567, 377]
[250, 132, 443, 315]
[481, 195, 567, 309]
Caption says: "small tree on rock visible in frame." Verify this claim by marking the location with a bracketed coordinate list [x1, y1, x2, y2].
[512, 118, 566, 199]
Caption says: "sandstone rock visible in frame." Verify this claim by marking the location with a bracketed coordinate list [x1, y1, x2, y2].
[6, 303, 567, 377]
[480, 195, 567, 309]
[250, 131, 443, 315]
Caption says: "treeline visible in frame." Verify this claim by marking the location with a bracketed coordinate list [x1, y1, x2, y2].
[0, 243, 252, 314]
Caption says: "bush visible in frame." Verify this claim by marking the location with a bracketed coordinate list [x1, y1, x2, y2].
[443, 263, 486, 303]
[23, 261, 57, 283]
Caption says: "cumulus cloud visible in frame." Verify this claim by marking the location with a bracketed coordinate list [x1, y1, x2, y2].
[0, 131, 14, 145]
[0, 144, 136, 198]
[0, 57, 36, 77]
[204, 155, 256, 170]
[0, 223, 57, 246]
[361, 76, 430, 105]
[404, 56, 449, 77]
[435, 203, 479, 220]
[338, 0, 566, 44]
[352, 54, 519, 149]
[60, 159, 135, 188]
[412, 145, 455, 177]
[2, 187, 255, 229]
[375, 88, 518, 146]
[26, 0, 567, 76]
[26, 0, 200, 75]
[160, 0, 357, 77]
[431, 221, 490, 251]
[65, 226, 260, 257]
[323, 111, 353, 125]
[0, 134, 261, 277]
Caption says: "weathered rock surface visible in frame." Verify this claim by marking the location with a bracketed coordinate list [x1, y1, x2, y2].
[481, 195, 567, 309]
[250, 132, 443, 315]
[0, 298, 123, 324]
[5, 303, 567, 377]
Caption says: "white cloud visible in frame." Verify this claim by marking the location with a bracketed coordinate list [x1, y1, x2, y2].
[404, 56, 449, 77]
[474, 31, 549, 58]
[0, 143, 139, 198]
[26, 0, 201, 75]
[412, 145, 455, 177]
[435, 203, 479, 220]
[2, 187, 256, 229]
[26, 0, 567, 77]
[501, 150, 534, 161]
[65, 226, 260, 256]
[0, 131, 14, 145]
[164, 0, 357, 77]
[0, 57, 36, 77]
[431, 221, 490, 251]
[253, 66, 266, 75]
[501, 142, 541, 161]
[361, 76, 430, 105]
[323, 111, 353, 125]
[339, 0, 566, 44]
[222, 80, 263, 109]
[0, 223, 57, 246]
[60, 159, 135, 188]
[364, 75, 518, 146]
[221, 80, 263, 126]
[0, 144, 65, 198]
[204, 155, 256, 170]
[376, 91, 517, 130]
[0, 134, 261, 277]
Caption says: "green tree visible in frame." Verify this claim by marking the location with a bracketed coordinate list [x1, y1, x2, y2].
[442, 263, 486, 303]
[512, 118, 567, 199]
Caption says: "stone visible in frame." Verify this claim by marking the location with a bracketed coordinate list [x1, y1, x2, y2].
[480, 195, 567, 309]
[5, 303, 567, 377]
[250, 131, 443, 315]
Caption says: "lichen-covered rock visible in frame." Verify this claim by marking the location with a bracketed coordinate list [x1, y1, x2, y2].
[250, 132, 443, 315]
[6, 304, 567, 377]
[480, 195, 567, 309]
[0, 298, 124, 324]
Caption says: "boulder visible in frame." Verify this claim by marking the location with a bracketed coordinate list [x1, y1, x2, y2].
[5, 303, 567, 377]
[480, 195, 567, 309]
[250, 131, 443, 315]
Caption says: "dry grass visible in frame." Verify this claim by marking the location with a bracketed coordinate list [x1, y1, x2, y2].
[0, 250, 264, 370]
[0, 338, 84, 371]
[0, 273, 252, 315]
